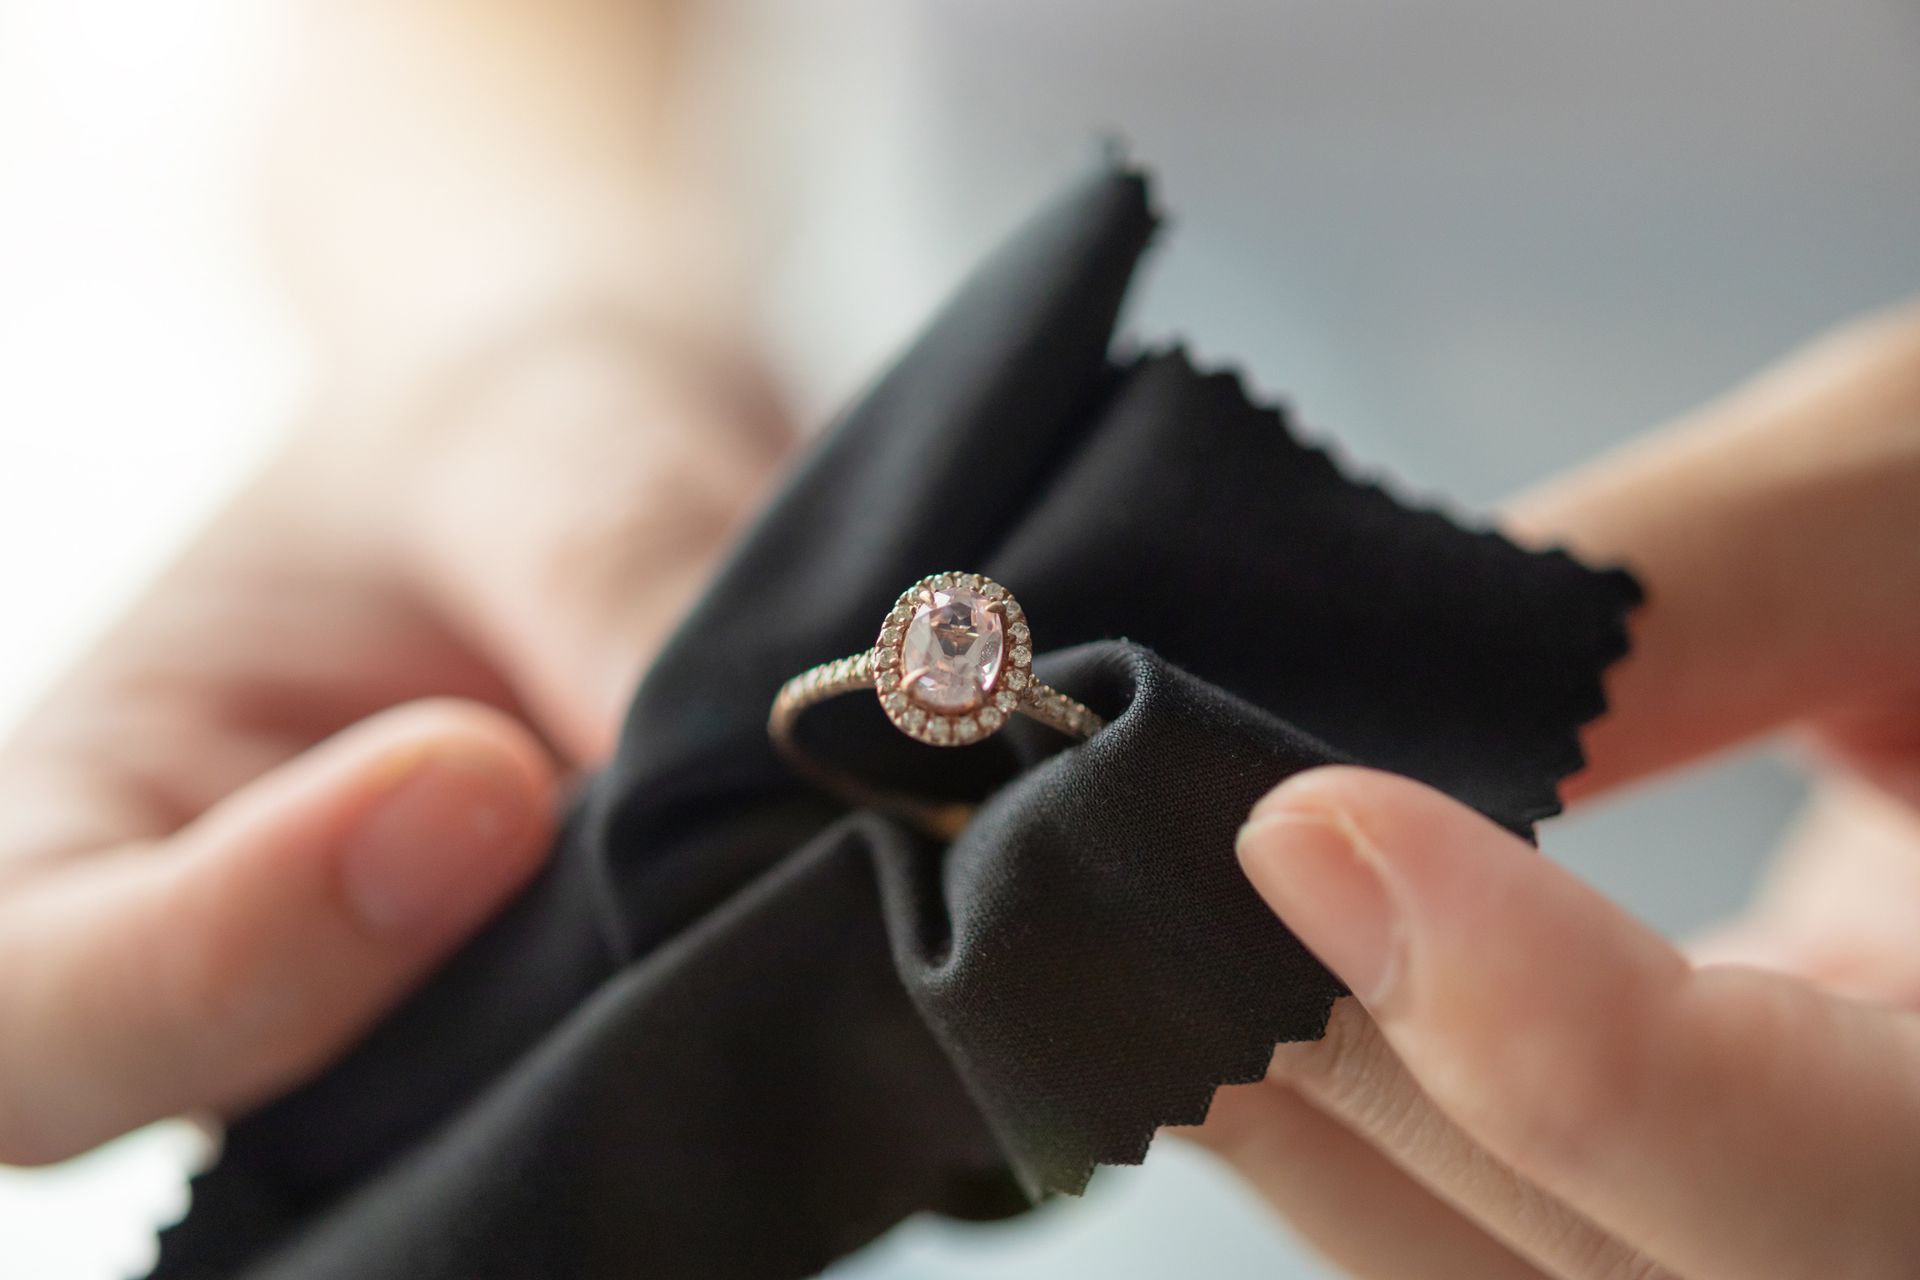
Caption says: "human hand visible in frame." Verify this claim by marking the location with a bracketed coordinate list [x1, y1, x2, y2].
[0, 331, 790, 1167]
[1189, 305, 1920, 1278]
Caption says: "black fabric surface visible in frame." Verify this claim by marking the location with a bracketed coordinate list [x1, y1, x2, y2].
[151, 163, 1641, 1279]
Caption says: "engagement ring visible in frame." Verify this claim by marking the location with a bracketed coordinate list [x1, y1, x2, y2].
[768, 572, 1102, 832]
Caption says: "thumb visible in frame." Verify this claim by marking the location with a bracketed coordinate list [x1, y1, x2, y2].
[0, 699, 555, 1165]
[1239, 766, 1920, 1280]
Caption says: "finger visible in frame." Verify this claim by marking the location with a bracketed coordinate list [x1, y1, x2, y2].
[1261, 1002, 1672, 1280]
[1690, 777, 1920, 1011]
[1185, 1081, 1548, 1280]
[400, 324, 792, 761]
[0, 699, 555, 1165]
[1806, 685, 1920, 813]
[1241, 766, 1920, 1280]
[1501, 304, 1920, 800]
[0, 474, 530, 874]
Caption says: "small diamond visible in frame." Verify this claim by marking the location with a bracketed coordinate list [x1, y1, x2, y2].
[904, 708, 928, 731]
[880, 628, 901, 647]
[1011, 645, 1032, 666]
[955, 717, 980, 742]
[995, 689, 1018, 711]
[877, 670, 900, 692]
[984, 583, 1008, 601]
[890, 606, 913, 624]
[928, 718, 953, 744]
[978, 706, 1003, 730]
[1004, 601, 1023, 620]
[884, 692, 907, 713]
[1007, 669, 1030, 690]
[873, 647, 898, 669]
[1010, 622, 1030, 643]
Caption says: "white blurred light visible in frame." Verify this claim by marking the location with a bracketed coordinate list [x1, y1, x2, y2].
[0, 0, 302, 727]
[0, 3, 298, 1277]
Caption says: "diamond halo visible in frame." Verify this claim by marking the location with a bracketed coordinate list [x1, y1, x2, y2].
[872, 571, 1033, 747]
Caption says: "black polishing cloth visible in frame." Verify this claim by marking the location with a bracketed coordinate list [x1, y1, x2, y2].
[152, 163, 1640, 1279]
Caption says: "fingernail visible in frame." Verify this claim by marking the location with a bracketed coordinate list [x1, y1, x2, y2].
[341, 745, 538, 938]
[1236, 809, 1403, 1004]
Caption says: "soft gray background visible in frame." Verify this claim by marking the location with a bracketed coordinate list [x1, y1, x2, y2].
[1, 2, 1916, 1276]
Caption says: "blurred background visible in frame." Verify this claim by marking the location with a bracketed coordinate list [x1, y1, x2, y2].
[2, 1, 1917, 1276]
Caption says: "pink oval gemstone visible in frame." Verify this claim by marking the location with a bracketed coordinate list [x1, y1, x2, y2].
[901, 586, 1004, 712]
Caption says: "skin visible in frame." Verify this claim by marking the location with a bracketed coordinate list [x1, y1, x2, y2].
[6, 4, 1920, 1274]
[0, 0, 795, 1164]
[0, 332, 790, 1166]
[1187, 304, 1920, 1279]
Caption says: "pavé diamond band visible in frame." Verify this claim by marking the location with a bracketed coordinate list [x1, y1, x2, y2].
[769, 572, 1102, 833]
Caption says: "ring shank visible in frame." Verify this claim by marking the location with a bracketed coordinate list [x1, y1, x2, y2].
[767, 650, 1103, 837]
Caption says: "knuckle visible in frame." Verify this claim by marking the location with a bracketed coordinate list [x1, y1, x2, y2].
[1184, 1079, 1319, 1165]
[1269, 1001, 1475, 1169]
[1544, 1208, 1679, 1280]
[538, 489, 698, 609]
[1526, 1183, 1681, 1280]
[511, 460, 740, 666]
[1572, 1230, 1681, 1280]
[1606, 1252, 1681, 1280]
[1267, 999, 1408, 1129]
[1265, 998, 1372, 1090]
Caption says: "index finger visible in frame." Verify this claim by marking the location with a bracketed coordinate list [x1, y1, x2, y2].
[1502, 304, 1920, 801]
